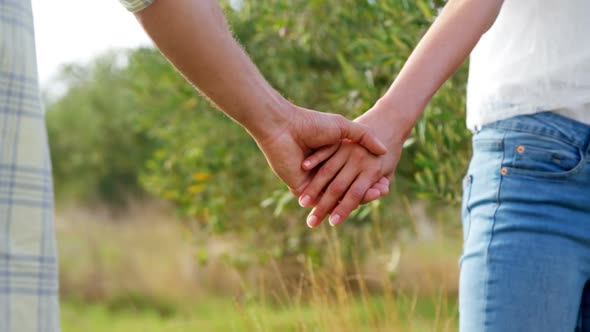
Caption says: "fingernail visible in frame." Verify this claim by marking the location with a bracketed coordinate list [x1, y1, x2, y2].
[329, 214, 341, 226]
[303, 160, 312, 169]
[307, 215, 318, 228]
[299, 195, 311, 207]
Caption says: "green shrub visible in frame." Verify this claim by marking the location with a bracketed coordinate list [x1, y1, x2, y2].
[47, 0, 470, 238]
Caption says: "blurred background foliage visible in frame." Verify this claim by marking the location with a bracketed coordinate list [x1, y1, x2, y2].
[45, 0, 470, 328]
[47, 0, 469, 223]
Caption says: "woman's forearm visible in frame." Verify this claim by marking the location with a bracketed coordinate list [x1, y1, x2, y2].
[367, 0, 504, 145]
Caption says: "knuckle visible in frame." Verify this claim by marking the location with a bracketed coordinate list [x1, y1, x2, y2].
[373, 170, 385, 181]
[320, 164, 339, 177]
[336, 203, 353, 217]
[366, 165, 382, 177]
[334, 114, 346, 122]
[357, 125, 369, 137]
[291, 187, 303, 197]
[366, 172, 379, 183]
[334, 114, 349, 134]
[349, 188, 365, 201]
[351, 148, 366, 159]
[329, 181, 348, 195]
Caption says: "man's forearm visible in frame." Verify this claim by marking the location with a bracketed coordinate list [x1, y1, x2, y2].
[134, 0, 291, 141]
[368, 0, 504, 145]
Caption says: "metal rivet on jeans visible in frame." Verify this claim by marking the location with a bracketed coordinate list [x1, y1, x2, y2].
[516, 145, 525, 153]
[501, 167, 508, 176]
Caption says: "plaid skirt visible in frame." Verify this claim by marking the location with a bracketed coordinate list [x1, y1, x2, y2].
[0, 0, 60, 331]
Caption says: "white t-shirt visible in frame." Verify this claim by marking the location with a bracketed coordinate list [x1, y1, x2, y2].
[466, 0, 590, 130]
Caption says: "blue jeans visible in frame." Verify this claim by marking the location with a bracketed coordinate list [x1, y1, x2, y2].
[460, 111, 590, 331]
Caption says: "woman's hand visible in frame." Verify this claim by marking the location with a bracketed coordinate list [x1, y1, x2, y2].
[298, 104, 409, 227]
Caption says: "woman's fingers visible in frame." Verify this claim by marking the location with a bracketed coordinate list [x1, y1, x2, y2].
[306, 164, 359, 227]
[328, 173, 379, 226]
[298, 149, 348, 208]
[307, 174, 389, 227]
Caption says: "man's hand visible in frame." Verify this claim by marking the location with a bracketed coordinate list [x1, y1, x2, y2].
[254, 104, 388, 197]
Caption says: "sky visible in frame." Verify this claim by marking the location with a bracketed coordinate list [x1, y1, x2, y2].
[32, 0, 154, 88]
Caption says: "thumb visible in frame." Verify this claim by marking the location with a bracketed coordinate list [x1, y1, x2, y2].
[334, 115, 387, 155]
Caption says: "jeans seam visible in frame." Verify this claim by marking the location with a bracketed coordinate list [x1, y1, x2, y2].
[485, 124, 584, 149]
[464, 175, 473, 245]
[483, 130, 507, 329]
[466, 180, 473, 244]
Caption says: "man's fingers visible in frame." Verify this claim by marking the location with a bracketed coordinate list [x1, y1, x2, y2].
[374, 183, 390, 196]
[298, 150, 348, 208]
[358, 176, 389, 204]
[335, 115, 387, 155]
[360, 188, 382, 205]
[302, 143, 341, 171]
[362, 183, 388, 202]
[306, 165, 359, 228]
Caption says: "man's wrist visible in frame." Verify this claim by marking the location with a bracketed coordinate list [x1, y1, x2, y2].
[244, 94, 295, 144]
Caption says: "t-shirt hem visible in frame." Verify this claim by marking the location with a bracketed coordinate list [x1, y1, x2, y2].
[467, 102, 590, 132]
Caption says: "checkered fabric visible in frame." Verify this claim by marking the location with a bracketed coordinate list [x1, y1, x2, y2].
[0, 0, 157, 329]
[1, 0, 59, 331]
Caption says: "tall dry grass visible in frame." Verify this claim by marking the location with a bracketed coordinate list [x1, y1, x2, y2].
[234, 221, 460, 331]
[56, 200, 461, 330]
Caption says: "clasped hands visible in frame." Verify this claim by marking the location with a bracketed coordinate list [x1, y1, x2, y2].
[256, 101, 406, 228]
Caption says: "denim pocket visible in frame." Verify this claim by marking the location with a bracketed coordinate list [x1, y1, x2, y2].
[502, 132, 585, 179]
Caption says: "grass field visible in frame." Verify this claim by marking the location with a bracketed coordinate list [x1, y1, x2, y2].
[61, 294, 458, 332]
[56, 203, 461, 331]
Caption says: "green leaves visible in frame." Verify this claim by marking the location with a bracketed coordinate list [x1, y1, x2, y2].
[47, 0, 471, 239]
[416, 0, 435, 20]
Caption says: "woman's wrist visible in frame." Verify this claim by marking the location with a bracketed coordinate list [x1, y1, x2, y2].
[357, 98, 422, 150]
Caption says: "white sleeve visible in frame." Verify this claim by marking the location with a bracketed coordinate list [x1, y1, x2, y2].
[119, 0, 156, 13]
